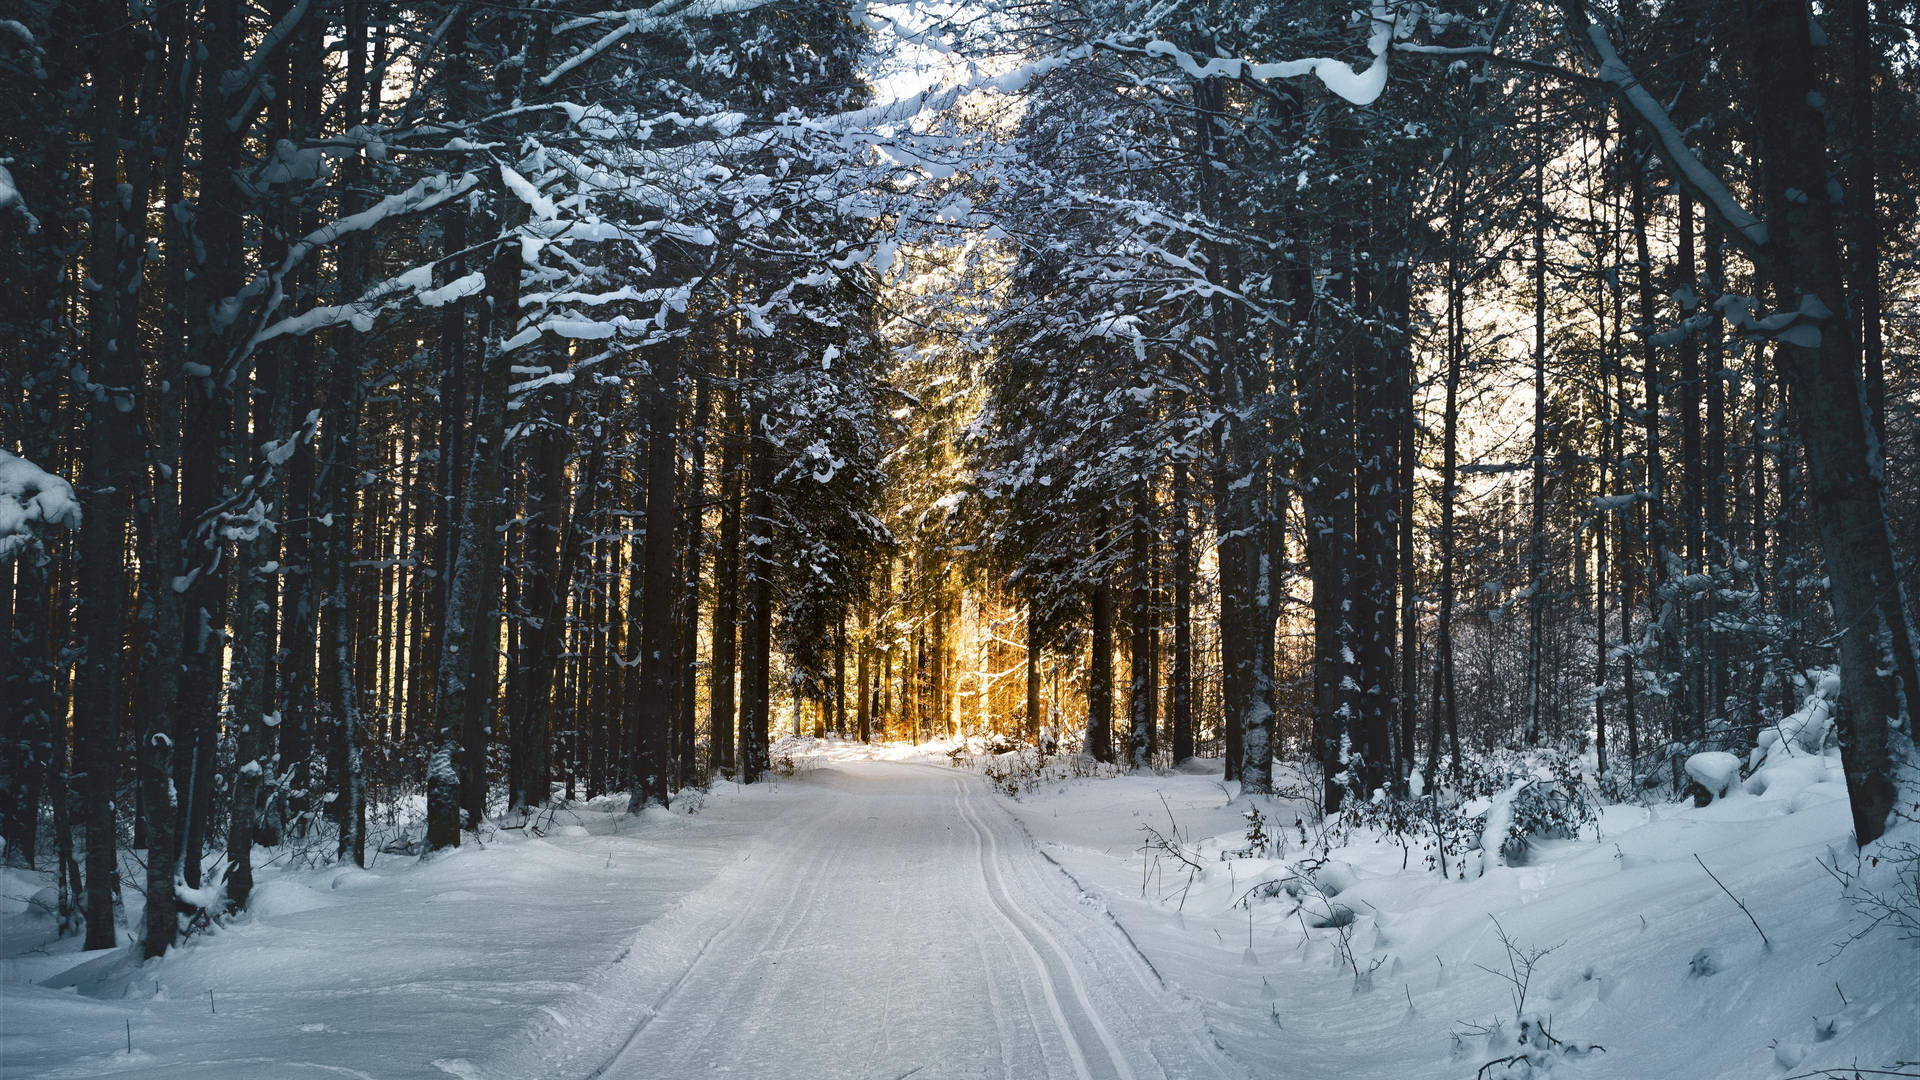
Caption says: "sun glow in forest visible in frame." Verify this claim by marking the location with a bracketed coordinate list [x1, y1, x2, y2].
[2, 0, 1918, 1076]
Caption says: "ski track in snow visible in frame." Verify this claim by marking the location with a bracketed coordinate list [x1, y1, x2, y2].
[580, 759, 1242, 1080]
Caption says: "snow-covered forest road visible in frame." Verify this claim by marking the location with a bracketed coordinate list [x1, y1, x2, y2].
[4, 755, 1242, 1080]
[571, 758, 1237, 1080]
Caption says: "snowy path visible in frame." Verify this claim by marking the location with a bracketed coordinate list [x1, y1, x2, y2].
[2, 754, 1243, 1080]
[570, 759, 1240, 1080]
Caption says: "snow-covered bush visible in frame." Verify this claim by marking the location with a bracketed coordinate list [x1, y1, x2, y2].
[1684, 751, 1743, 803]
[1665, 669, 1851, 812]
[1752, 671, 1840, 770]
[1335, 749, 1598, 877]
[975, 743, 1119, 797]
[1493, 776, 1598, 865]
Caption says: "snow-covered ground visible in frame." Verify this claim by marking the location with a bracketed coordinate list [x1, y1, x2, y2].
[2, 788, 761, 1079]
[3, 736, 1914, 1079]
[997, 749, 1919, 1079]
[2, 743, 1230, 1080]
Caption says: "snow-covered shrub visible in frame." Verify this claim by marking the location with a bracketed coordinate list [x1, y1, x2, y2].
[1684, 751, 1743, 803]
[1751, 670, 1839, 771]
[1335, 749, 1598, 877]
[1494, 776, 1598, 865]
[962, 738, 1119, 797]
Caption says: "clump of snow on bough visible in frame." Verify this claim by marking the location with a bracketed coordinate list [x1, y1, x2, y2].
[0, 449, 80, 562]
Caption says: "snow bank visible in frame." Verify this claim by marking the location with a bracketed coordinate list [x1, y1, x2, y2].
[1002, 751, 1914, 1080]
[0, 783, 770, 1079]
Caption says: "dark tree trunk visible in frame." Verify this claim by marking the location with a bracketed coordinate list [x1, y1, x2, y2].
[1429, 240, 1464, 784]
[1677, 194, 1706, 731]
[631, 337, 683, 811]
[1026, 599, 1043, 744]
[427, 163, 519, 848]
[131, 0, 191, 953]
[1087, 549, 1114, 765]
[1704, 222, 1729, 716]
[1840, 0, 1883, 448]
[1628, 155, 1675, 693]
[1527, 127, 1550, 746]
[1742, 0, 1916, 845]
[738, 399, 775, 780]
[1127, 471, 1157, 770]
[678, 374, 710, 784]
[1170, 459, 1194, 764]
[1353, 205, 1404, 798]
[73, 1, 136, 946]
[710, 375, 743, 775]
[512, 363, 572, 811]
[857, 604, 873, 743]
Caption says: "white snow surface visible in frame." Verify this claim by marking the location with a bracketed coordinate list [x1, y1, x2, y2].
[1000, 753, 1918, 1080]
[3, 739, 1914, 1079]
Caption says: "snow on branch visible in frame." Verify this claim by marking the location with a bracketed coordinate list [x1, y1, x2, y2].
[247, 172, 483, 349]
[0, 163, 36, 232]
[0, 450, 80, 563]
[540, 0, 779, 88]
[1558, 0, 1768, 253]
[1108, 0, 1397, 106]
[222, 0, 315, 129]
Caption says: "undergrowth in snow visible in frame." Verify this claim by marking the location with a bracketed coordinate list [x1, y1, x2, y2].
[988, 725, 1919, 1080]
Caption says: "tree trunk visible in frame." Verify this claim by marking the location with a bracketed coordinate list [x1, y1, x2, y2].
[1527, 124, 1550, 746]
[513, 359, 572, 811]
[73, 1, 135, 946]
[631, 336, 683, 811]
[678, 374, 710, 784]
[427, 163, 518, 848]
[738, 400, 775, 780]
[1353, 205, 1403, 798]
[1430, 242, 1464, 784]
[1127, 471, 1157, 770]
[857, 604, 873, 743]
[1743, 0, 1916, 845]
[1087, 564, 1113, 764]
[711, 374, 743, 775]
[1170, 459, 1195, 764]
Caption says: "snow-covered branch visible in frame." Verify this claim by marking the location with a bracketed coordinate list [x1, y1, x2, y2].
[1558, 0, 1768, 253]
[0, 450, 80, 563]
[539, 0, 780, 88]
[1102, 0, 1397, 105]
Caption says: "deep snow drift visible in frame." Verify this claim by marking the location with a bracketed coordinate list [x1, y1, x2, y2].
[2, 734, 1914, 1079]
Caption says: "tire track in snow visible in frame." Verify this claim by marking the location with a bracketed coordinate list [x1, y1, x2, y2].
[951, 776, 1139, 1080]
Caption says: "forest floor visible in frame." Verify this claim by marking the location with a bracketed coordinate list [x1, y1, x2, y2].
[1, 740, 1915, 1079]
